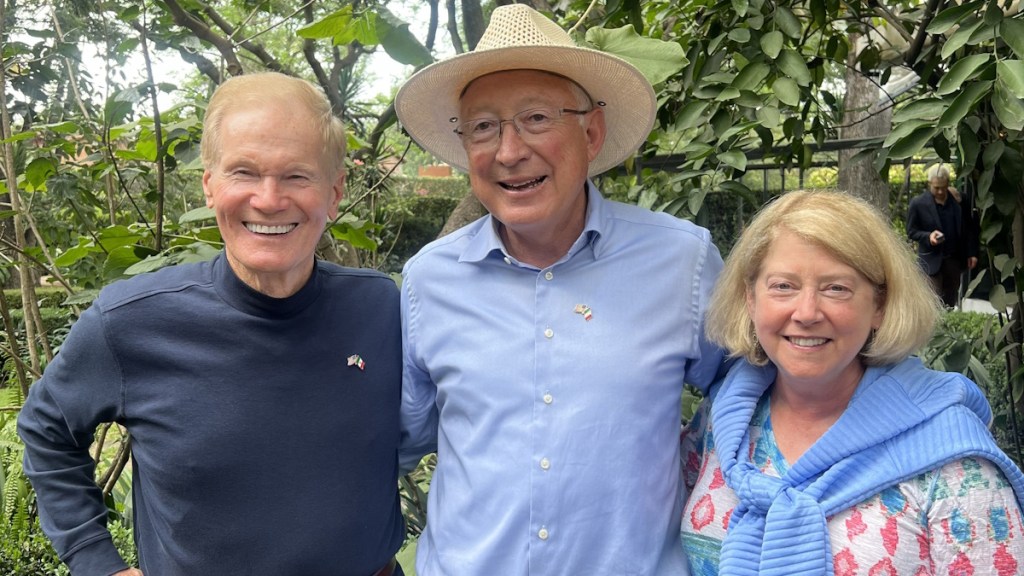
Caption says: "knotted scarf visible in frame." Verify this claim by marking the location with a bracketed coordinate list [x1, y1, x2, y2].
[712, 357, 1024, 576]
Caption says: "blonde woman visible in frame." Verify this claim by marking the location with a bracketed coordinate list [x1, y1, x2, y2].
[681, 190, 1024, 575]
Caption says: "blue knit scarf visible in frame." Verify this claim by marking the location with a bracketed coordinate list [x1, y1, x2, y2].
[712, 357, 1024, 576]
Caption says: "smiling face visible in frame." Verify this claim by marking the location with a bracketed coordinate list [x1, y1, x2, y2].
[202, 102, 344, 297]
[746, 229, 884, 395]
[459, 70, 605, 263]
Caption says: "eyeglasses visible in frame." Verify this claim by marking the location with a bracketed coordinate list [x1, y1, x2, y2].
[452, 107, 591, 148]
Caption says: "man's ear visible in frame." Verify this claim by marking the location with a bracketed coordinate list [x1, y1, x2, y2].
[328, 171, 346, 219]
[202, 170, 214, 208]
[584, 108, 607, 163]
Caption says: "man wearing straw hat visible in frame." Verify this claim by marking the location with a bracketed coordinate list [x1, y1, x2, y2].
[396, 4, 723, 574]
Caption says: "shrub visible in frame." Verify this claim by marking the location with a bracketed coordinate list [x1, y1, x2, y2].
[378, 192, 464, 273]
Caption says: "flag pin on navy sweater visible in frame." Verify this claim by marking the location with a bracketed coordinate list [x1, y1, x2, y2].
[347, 354, 365, 371]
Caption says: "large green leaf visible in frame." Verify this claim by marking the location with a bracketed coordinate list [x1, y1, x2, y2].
[772, 77, 800, 106]
[810, 0, 827, 27]
[760, 30, 784, 59]
[24, 157, 56, 189]
[1004, 19, 1024, 59]
[887, 126, 937, 159]
[777, 48, 812, 86]
[715, 87, 742, 101]
[720, 120, 762, 141]
[926, 0, 984, 34]
[54, 239, 99, 268]
[97, 225, 145, 252]
[179, 206, 216, 225]
[997, 60, 1024, 97]
[0, 131, 35, 145]
[123, 252, 169, 276]
[733, 62, 765, 90]
[587, 26, 688, 86]
[104, 87, 142, 128]
[329, 214, 380, 251]
[296, 8, 352, 40]
[936, 54, 991, 95]
[883, 118, 928, 148]
[704, 71, 737, 84]
[941, 20, 984, 59]
[773, 7, 802, 39]
[736, 90, 764, 107]
[675, 101, 710, 130]
[376, 8, 434, 67]
[892, 98, 947, 122]
[983, 140, 1005, 169]
[993, 77, 1024, 131]
[729, 28, 751, 43]
[958, 127, 980, 169]
[983, 0, 1003, 26]
[718, 150, 747, 171]
[756, 105, 781, 128]
[45, 121, 79, 134]
[937, 80, 992, 127]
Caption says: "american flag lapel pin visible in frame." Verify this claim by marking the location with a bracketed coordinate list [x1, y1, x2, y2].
[347, 354, 366, 371]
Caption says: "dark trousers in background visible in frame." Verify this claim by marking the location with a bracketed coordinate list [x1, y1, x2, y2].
[929, 257, 965, 308]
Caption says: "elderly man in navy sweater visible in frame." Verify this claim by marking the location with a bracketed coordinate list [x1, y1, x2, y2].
[18, 72, 405, 576]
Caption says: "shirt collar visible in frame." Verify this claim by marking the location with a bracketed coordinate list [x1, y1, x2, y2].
[458, 180, 607, 266]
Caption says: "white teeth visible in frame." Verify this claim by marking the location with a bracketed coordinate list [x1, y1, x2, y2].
[504, 177, 544, 190]
[246, 223, 295, 235]
[790, 337, 827, 347]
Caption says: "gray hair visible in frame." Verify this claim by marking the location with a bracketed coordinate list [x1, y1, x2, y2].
[926, 163, 951, 182]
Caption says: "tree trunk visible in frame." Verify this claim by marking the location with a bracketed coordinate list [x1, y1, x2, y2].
[438, 194, 488, 238]
[838, 33, 892, 217]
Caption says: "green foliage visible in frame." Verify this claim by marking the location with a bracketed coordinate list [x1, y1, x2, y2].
[923, 310, 1022, 465]
[376, 191, 464, 273]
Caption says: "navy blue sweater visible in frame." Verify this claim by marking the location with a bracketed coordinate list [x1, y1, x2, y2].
[18, 254, 404, 575]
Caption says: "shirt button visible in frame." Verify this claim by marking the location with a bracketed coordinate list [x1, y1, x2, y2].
[544, 271, 554, 280]
[540, 457, 551, 470]
[543, 393, 553, 404]
[503, 256, 512, 265]
[544, 328, 554, 339]
[538, 527, 549, 540]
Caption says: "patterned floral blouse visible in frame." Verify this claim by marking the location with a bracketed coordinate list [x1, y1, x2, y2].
[680, 395, 1024, 576]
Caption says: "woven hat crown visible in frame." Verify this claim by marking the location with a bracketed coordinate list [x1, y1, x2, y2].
[476, 4, 575, 50]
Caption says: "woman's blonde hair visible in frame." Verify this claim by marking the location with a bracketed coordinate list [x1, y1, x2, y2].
[200, 72, 347, 177]
[705, 189, 941, 366]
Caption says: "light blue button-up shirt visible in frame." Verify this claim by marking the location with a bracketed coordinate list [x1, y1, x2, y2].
[400, 183, 724, 575]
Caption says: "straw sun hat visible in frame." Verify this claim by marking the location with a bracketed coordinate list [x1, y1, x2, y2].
[395, 3, 656, 177]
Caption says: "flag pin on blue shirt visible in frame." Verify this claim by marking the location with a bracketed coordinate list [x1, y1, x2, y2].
[347, 354, 366, 370]
[574, 304, 593, 321]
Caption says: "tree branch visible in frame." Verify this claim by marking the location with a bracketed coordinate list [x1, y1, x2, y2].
[129, 21, 223, 84]
[301, 3, 342, 113]
[446, 0, 465, 54]
[904, 0, 945, 68]
[162, 0, 244, 76]
[201, 4, 287, 73]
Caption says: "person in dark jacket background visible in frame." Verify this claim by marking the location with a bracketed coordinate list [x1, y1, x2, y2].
[906, 163, 979, 307]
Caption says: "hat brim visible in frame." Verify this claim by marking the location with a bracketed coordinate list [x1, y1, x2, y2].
[395, 45, 656, 177]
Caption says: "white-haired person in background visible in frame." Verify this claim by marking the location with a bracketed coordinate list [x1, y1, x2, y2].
[907, 163, 979, 307]
[395, 4, 725, 575]
[681, 189, 1024, 575]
